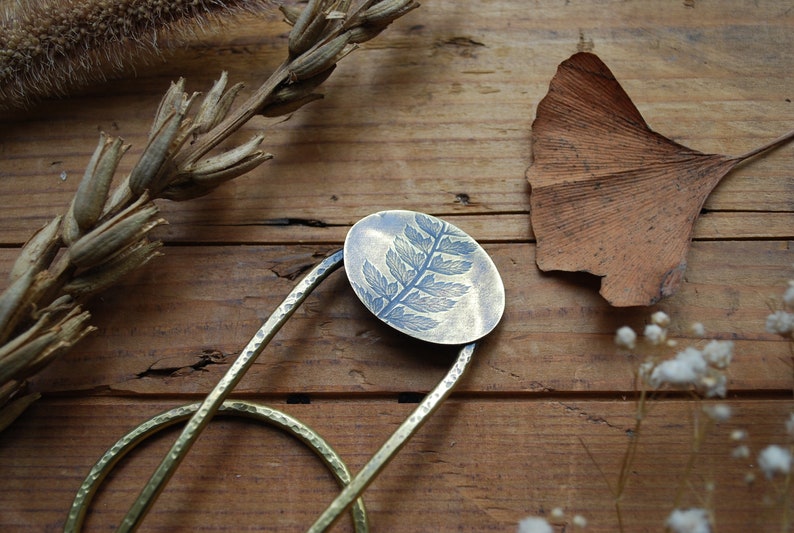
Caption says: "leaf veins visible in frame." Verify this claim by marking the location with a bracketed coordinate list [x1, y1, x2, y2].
[526, 52, 794, 307]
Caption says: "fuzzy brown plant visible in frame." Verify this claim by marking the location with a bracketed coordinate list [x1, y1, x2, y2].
[0, 0, 275, 109]
[0, 0, 419, 431]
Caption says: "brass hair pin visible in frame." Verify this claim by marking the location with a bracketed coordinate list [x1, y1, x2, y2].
[66, 210, 505, 532]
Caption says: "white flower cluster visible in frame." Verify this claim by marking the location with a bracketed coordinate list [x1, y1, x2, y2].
[516, 517, 552, 533]
[758, 444, 792, 479]
[753, 413, 794, 480]
[615, 312, 733, 397]
[730, 428, 750, 460]
[666, 508, 711, 533]
[765, 280, 794, 337]
[517, 508, 587, 532]
[643, 340, 733, 397]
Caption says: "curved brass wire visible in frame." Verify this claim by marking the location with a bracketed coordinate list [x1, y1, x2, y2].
[64, 400, 369, 532]
[114, 250, 345, 531]
[308, 342, 476, 532]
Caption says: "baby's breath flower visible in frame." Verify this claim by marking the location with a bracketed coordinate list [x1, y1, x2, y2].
[638, 360, 655, 384]
[572, 514, 587, 527]
[730, 429, 748, 441]
[699, 370, 727, 398]
[666, 508, 711, 533]
[765, 310, 793, 336]
[648, 347, 706, 389]
[517, 516, 553, 533]
[731, 444, 750, 459]
[783, 281, 794, 307]
[550, 507, 565, 520]
[651, 310, 671, 327]
[689, 322, 706, 337]
[786, 413, 794, 438]
[643, 323, 666, 345]
[758, 444, 792, 479]
[614, 326, 637, 349]
[701, 340, 733, 369]
[704, 403, 731, 422]
[644, 342, 729, 397]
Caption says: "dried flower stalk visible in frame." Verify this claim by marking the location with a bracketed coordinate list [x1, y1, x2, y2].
[0, 0, 419, 426]
[0, 0, 276, 109]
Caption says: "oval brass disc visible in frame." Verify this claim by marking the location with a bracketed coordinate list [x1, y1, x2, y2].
[344, 210, 505, 345]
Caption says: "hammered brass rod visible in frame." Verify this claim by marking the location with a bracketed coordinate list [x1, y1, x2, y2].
[65, 400, 368, 532]
[117, 250, 345, 532]
[308, 342, 477, 532]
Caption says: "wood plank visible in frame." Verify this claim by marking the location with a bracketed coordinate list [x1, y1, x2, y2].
[1, 239, 789, 396]
[0, 0, 791, 244]
[1, 397, 792, 532]
[4, 209, 794, 248]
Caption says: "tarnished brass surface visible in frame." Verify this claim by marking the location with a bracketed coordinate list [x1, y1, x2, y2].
[64, 401, 368, 532]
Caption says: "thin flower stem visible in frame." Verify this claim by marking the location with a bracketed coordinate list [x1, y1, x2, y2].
[672, 403, 712, 510]
[779, 446, 793, 533]
[614, 380, 650, 533]
[578, 436, 616, 497]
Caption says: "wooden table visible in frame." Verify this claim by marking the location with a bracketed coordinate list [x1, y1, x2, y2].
[1, 1, 793, 531]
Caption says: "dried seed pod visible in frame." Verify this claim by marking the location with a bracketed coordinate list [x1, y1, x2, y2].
[0, 267, 36, 343]
[9, 215, 62, 283]
[360, 0, 418, 25]
[128, 111, 185, 196]
[289, 33, 351, 81]
[186, 133, 266, 176]
[62, 211, 81, 247]
[161, 151, 273, 201]
[72, 135, 127, 231]
[67, 202, 163, 270]
[70, 133, 110, 232]
[3, 309, 95, 384]
[0, 331, 58, 385]
[194, 73, 244, 134]
[62, 133, 108, 244]
[100, 178, 135, 221]
[0, 391, 40, 433]
[39, 295, 75, 315]
[189, 149, 273, 184]
[210, 82, 245, 130]
[288, 0, 329, 56]
[279, 4, 302, 25]
[64, 240, 163, 298]
[346, 24, 387, 44]
[193, 72, 229, 132]
[0, 379, 21, 408]
[260, 93, 324, 117]
[151, 79, 188, 136]
[0, 311, 54, 368]
[262, 66, 335, 111]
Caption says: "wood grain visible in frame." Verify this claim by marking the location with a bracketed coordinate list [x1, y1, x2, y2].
[1, 0, 793, 531]
[1, 397, 793, 532]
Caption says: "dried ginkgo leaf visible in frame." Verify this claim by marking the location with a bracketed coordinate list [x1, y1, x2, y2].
[526, 52, 794, 307]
